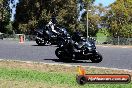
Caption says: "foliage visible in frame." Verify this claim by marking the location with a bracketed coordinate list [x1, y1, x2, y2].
[0, 0, 11, 33]
[103, 0, 132, 38]
[75, 0, 102, 37]
[85, 3, 106, 37]
[1, 0, 131, 37]
[96, 28, 110, 37]
[13, 0, 77, 34]
[13, 0, 97, 34]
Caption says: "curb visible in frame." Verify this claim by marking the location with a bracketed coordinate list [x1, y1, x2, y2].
[0, 59, 132, 72]
[96, 45, 132, 48]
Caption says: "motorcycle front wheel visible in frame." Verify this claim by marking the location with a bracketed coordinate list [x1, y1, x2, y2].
[90, 52, 103, 63]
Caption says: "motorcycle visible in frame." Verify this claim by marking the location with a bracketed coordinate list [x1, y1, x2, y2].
[35, 21, 70, 46]
[55, 36, 103, 63]
[72, 31, 96, 49]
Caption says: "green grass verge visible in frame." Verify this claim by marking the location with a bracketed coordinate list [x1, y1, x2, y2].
[0, 67, 131, 88]
[0, 67, 75, 85]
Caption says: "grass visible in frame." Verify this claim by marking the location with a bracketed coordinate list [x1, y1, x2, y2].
[0, 60, 131, 88]
[0, 67, 75, 85]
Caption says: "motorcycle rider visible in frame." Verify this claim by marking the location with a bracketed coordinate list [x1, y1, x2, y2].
[46, 14, 58, 35]
[73, 29, 84, 44]
[72, 29, 91, 54]
[72, 29, 82, 43]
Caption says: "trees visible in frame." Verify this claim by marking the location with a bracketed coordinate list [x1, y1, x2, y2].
[1, 0, 131, 38]
[13, 0, 98, 35]
[75, 0, 100, 37]
[13, 0, 38, 34]
[85, 4, 104, 36]
[13, 0, 77, 34]
[103, 0, 132, 38]
[0, 0, 11, 33]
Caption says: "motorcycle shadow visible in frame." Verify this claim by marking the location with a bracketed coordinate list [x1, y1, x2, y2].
[32, 44, 58, 47]
[43, 59, 93, 63]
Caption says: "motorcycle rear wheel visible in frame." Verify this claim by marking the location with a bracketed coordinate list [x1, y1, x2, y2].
[55, 48, 72, 62]
[36, 39, 46, 46]
[90, 52, 103, 63]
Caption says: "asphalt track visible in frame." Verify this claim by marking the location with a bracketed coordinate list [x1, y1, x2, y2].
[0, 40, 132, 70]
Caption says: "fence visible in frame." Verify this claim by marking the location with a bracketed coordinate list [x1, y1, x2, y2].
[0, 34, 36, 41]
[0, 34, 132, 45]
[94, 37, 132, 45]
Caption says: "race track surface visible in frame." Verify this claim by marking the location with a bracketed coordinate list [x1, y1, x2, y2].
[0, 40, 132, 70]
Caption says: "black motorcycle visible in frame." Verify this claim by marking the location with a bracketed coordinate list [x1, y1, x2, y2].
[72, 31, 96, 49]
[35, 22, 69, 46]
[55, 37, 103, 63]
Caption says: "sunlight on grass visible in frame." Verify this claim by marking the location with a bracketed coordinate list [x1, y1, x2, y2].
[0, 67, 131, 88]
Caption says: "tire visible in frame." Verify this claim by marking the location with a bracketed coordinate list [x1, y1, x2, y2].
[90, 52, 103, 63]
[55, 48, 63, 59]
[76, 75, 87, 85]
[55, 48, 72, 62]
[36, 39, 45, 46]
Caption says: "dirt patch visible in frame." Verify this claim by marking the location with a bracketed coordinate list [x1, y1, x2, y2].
[0, 60, 77, 74]
[0, 59, 132, 88]
[0, 59, 132, 77]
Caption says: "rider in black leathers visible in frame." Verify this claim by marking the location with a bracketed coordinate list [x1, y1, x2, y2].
[72, 29, 84, 50]
[72, 30, 81, 43]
